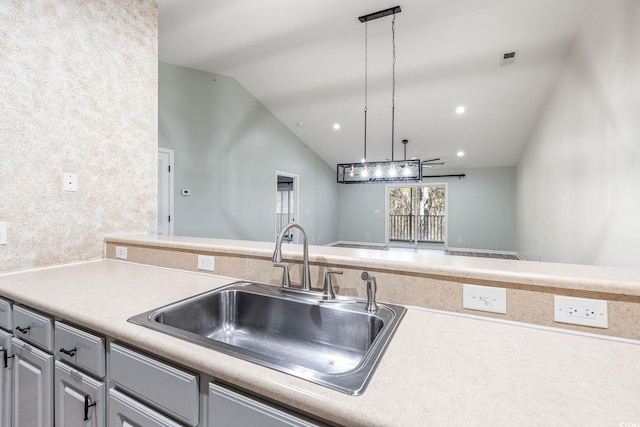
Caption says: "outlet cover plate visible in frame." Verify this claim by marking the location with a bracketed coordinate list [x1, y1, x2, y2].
[197, 255, 215, 271]
[554, 295, 608, 328]
[463, 284, 507, 314]
[115, 246, 127, 260]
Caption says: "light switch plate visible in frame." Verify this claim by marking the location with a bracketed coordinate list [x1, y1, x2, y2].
[63, 173, 78, 192]
[463, 284, 507, 314]
[554, 295, 608, 328]
[0, 222, 6, 245]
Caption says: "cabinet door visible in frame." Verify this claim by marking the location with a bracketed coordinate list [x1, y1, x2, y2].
[0, 335, 12, 427]
[108, 388, 185, 427]
[55, 361, 105, 427]
[11, 338, 53, 427]
[207, 383, 321, 427]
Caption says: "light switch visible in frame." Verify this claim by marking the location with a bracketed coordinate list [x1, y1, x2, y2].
[0, 222, 6, 245]
[63, 173, 78, 192]
[463, 284, 507, 314]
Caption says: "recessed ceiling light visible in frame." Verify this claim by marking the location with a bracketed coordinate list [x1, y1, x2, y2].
[457, 151, 465, 157]
[333, 123, 341, 130]
[456, 106, 465, 114]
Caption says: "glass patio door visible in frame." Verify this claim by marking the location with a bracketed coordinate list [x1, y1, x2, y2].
[387, 184, 446, 246]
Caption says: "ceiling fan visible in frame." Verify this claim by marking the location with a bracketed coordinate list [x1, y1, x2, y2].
[401, 139, 445, 168]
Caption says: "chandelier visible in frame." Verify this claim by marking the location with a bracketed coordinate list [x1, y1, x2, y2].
[337, 6, 422, 184]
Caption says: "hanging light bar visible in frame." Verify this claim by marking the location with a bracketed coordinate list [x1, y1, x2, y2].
[337, 159, 422, 184]
[337, 5, 422, 184]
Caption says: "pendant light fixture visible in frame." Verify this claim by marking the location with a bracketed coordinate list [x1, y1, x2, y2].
[337, 6, 422, 184]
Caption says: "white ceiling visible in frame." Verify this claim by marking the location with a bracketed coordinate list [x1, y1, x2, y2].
[158, 0, 595, 170]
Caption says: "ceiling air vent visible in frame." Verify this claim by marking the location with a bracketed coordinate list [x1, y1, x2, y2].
[500, 50, 517, 66]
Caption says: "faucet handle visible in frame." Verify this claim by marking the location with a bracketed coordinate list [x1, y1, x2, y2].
[323, 270, 343, 299]
[273, 264, 291, 288]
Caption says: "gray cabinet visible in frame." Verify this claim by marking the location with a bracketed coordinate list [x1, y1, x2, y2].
[12, 306, 53, 353]
[11, 338, 53, 427]
[109, 343, 198, 426]
[0, 330, 12, 427]
[54, 361, 105, 427]
[107, 388, 185, 427]
[0, 299, 11, 332]
[0, 299, 328, 427]
[207, 383, 320, 427]
[55, 321, 105, 379]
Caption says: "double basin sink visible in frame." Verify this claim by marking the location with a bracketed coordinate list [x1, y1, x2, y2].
[128, 281, 406, 395]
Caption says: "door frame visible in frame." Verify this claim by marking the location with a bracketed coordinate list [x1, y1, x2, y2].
[274, 171, 299, 243]
[158, 148, 175, 235]
[384, 182, 448, 249]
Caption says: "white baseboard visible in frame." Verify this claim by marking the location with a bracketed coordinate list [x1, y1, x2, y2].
[447, 246, 519, 257]
[327, 240, 387, 247]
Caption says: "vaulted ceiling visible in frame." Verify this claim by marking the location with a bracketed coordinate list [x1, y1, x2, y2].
[158, 0, 595, 170]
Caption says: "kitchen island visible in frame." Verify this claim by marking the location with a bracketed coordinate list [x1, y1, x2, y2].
[1, 259, 639, 426]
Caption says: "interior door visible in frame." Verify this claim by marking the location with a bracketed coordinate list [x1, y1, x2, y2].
[275, 172, 299, 242]
[157, 148, 174, 235]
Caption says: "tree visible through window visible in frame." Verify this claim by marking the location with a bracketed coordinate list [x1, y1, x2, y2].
[389, 185, 446, 243]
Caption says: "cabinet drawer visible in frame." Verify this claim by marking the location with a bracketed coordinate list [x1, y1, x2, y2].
[55, 321, 106, 377]
[0, 298, 11, 332]
[208, 383, 321, 427]
[109, 343, 198, 426]
[108, 388, 186, 427]
[12, 305, 54, 352]
[55, 361, 106, 427]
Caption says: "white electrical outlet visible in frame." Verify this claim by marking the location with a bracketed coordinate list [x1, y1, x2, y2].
[0, 222, 7, 245]
[463, 284, 507, 314]
[115, 246, 127, 260]
[197, 255, 215, 271]
[554, 296, 608, 328]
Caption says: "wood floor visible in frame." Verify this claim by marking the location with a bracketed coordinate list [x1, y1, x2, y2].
[332, 244, 519, 260]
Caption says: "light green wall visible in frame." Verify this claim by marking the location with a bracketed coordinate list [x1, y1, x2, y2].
[338, 167, 517, 252]
[159, 63, 516, 252]
[447, 168, 516, 251]
[159, 63, 339, 243]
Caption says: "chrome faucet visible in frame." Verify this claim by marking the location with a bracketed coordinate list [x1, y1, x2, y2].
[361, 271, 378, 312]
[273, 223, 311, 291]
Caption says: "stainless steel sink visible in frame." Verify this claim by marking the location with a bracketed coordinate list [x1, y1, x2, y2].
[128, 281, 406, 395]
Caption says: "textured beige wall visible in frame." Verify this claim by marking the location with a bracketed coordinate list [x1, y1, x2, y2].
[0, 1, 158, 271]
[105, 242, 640, 340]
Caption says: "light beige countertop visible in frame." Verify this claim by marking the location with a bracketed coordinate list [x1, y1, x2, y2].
[1, 260, 639, 426]
[105, 234, 640, 297]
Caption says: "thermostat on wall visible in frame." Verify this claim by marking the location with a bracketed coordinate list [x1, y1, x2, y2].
[181, 189, 191, 196]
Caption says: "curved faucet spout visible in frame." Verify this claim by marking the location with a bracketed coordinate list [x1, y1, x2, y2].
[273, 223, 311, 291]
